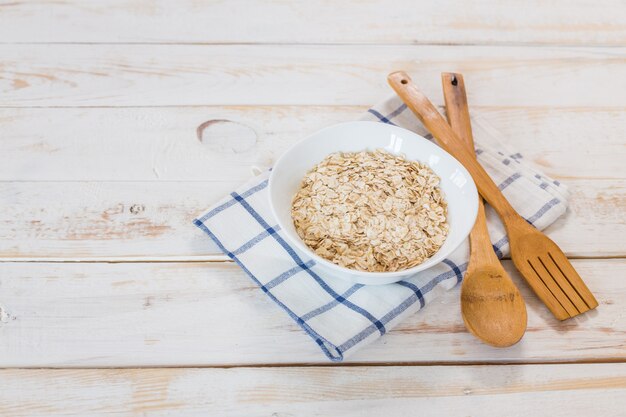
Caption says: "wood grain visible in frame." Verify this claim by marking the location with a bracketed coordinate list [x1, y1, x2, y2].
[0, 0, 624, 46]
[0, 259, 622, 367]
[0, 179, 623, 260]
[1, 364, 625, 416]
[0, 105, 623, 260]
[1, 106, 624, 182]
[0, 45, 625, 107]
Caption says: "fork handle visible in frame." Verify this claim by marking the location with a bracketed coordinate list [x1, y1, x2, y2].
[388, 71, 522, 225]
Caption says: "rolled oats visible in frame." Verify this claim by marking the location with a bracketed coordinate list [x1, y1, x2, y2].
[291, 149, 449, 272]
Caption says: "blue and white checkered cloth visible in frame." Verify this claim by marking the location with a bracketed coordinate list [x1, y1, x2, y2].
[193, 96, 570, 361]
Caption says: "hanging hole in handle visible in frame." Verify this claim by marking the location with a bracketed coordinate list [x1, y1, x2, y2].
[400, 79, 408, 84]
[451, 76, 458, 86]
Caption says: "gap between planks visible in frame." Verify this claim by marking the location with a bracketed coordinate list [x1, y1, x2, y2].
[1, 105, 626, 110]
[4, 357, 626, 370]
[1, 41, 626, 48]
[0, 255, 625, 263]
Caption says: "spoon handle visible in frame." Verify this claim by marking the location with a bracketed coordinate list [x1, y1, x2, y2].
[441, 73, 475, 150]
[388, 71, 523, 227]
[441, 73, 495, 261]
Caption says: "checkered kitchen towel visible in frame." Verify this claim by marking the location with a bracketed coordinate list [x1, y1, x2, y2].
[194, 96, 569, 361]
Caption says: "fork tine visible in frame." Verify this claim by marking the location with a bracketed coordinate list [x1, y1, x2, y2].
[547, 251, 599, 310]
[538, 254, 589, 313]
[520, 259, 570, 320]
[527, 258, 579, 317]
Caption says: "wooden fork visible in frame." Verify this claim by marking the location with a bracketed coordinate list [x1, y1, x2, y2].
[388, 71, 598, 320]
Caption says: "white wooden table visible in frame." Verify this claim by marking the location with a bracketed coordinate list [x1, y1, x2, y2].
[1, 1, 625, 415]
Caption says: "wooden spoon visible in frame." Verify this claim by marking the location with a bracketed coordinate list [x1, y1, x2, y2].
[442, 72, 527, 347]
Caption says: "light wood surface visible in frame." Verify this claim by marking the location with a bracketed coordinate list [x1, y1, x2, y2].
[0, 106, 624, 260]
[1, 106, 623, 181]
[0, 45, 625, 107]
[0, 259, 622, 367]
[1, 1, 625, 415]
[1, 365, 626, 417]
[0, 0, 624, 46]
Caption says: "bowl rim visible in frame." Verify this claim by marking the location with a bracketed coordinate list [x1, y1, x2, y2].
[268, 120, 478, 279]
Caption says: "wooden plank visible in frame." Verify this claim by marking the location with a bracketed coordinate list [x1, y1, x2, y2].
[0, 179, 623, 260]
[0, 259, 623, 366]
[0, 0, 624, 46]
[1, 106, 624, 181]
[1, 45, 625, 107]
[1, 105, 623, 260]
[1, 365, 625, 416]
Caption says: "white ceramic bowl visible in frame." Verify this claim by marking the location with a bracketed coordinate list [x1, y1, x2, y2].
[269, 121, 478, 285]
